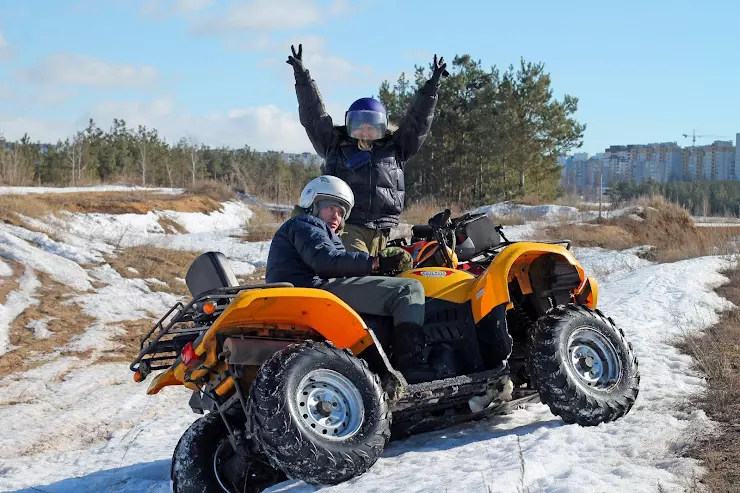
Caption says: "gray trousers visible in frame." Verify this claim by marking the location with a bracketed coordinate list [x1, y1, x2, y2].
[322, 276, 425, 327]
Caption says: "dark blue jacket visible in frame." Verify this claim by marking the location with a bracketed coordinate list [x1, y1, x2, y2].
[294, 70, 440, 230]
[265, 213, 373, 288]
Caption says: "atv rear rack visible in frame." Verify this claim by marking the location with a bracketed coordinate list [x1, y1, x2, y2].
[130, 282, 293, 376]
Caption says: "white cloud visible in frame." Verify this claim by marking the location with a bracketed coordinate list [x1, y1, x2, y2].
[0, 30, 12, 61]
[175, 0, 214, 12]
[0, 97, 341, 153]
[16, 53, 160, 89]
[192, 0, 340, 34]
[141, 0, 214, 18]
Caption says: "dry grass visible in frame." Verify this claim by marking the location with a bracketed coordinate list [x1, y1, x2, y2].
[0, 190, 227, 217]
[106, 245, 199, 297]
[0, 272, 95, 378]
[401, 200, 463, 226]
[185, 179, 235, 202]
[539, 196, 740, 263]
[0, 195, 54, 228]
[0, 258, 24, 304]
[157, 216, 188, 234]
[241, 208, 285, 242]
[677, 264, 740, 492]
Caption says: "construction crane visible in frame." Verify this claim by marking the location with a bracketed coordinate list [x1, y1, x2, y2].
[682, 129, 730, 147]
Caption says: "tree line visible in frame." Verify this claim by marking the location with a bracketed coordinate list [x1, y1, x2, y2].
[0, 119, 322, 204]
[609, 179, 740, 216]
[0, 52, 586, 207]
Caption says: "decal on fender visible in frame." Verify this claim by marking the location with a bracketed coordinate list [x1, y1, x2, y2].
[412, 270, 454, 278]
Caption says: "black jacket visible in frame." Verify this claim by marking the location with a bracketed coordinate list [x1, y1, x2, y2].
[294, 70, 440, 229]
[265, 213, 373, 288]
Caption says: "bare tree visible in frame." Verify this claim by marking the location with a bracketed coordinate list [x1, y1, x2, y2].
[187, 135, 199, 186]
[65, 133, 84, 186]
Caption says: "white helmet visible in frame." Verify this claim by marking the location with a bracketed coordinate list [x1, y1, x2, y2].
[299, 175, 354, 218]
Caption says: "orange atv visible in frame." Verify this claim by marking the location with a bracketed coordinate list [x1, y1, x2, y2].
[130, 208, 640, 493]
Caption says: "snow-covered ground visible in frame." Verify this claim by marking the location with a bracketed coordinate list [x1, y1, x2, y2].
[0, 187, 734, 493]
[0, 185, 184, 196]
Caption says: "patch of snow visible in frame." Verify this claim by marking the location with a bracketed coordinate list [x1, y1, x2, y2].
[160, 201, 252, 234]
[74, 265, 178, 324]
[145, 278, 168, 287]
[573, 246, 653, 282]
[0, 227, 92, 291]
[1, 222, 105, 264]
[26, 317, 54, 339]
[63, 321, 128, 353]
[473, 202, 582, 221]
[0, 257, 12, 277]
[127, 267, 139, 274]
[0, 360, 196, 491]
[0, 267, 41, 356]
[0, 185, 184, 195]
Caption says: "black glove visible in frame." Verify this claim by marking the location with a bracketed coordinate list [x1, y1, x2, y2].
[286, 44, 305, 75]
[430, 54, 449, 85]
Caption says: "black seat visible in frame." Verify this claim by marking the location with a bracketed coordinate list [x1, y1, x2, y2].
[185, 251, 239, 298]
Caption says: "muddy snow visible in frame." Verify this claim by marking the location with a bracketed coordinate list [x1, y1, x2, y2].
[0, 187, 733, 493]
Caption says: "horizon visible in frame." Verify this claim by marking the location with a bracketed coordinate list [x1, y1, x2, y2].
[1, 0, 739, 155]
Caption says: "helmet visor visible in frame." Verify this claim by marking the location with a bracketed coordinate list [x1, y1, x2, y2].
[346, 110, 387, 141]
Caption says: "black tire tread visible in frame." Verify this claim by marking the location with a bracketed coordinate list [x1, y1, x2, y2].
[532, 303, 640, 426]
[248, 340, 391, 485]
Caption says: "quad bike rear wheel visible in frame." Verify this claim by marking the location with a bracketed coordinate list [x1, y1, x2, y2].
[171, 411, 285, 493]
[248, 340, 391, 485]
[531, 304, 640, 426]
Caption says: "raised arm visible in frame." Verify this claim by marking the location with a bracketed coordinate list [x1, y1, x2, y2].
[287, 44, 335, 159]
[393, 54, 449, 163]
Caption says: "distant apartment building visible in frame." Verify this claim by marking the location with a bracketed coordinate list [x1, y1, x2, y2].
[561, 135, 739, 192]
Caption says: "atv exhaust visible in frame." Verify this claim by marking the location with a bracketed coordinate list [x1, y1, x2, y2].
[221, 337, 294, 366]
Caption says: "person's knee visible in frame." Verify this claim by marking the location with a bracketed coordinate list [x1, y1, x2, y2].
[401, 279, 425, 303]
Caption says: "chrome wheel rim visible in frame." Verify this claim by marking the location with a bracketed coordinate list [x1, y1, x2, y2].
[295, 369, 364, 440]
[567, 327, 622, 391]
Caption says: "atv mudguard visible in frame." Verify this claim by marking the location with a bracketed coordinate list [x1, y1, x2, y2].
[471, 242, 597, 323]
[146, 286, 372, 395]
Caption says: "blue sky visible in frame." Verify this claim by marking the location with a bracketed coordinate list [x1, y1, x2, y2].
[0, 0, 738, 154]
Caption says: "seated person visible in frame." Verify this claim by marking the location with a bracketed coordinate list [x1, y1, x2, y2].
[265, 175, 433, 383]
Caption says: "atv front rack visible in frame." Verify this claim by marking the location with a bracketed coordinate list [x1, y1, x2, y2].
[129, 282, 293, 376]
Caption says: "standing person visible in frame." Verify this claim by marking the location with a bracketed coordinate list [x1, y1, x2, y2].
[286, 44, 449, 255]
[265, 175, 436, 383]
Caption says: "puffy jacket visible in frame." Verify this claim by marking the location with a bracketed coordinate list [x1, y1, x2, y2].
[265, 213, 373, 288]
[294, 70, 441, 230]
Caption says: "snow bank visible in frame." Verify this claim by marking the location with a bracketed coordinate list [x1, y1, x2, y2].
[474, 202, 581, 220]
[0, 185, 184, 195]
[74, 265, 178, 325]
[573, 246, 653, 282]
[0, 360, 195, 491]
[0, 257, 12, 277]
[0, 228, 92, 291]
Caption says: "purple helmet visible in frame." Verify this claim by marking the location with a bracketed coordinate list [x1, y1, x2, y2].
[345, 97, 388, 141]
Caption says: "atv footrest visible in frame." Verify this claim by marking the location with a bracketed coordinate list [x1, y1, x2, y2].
[391, 366, 509, 414]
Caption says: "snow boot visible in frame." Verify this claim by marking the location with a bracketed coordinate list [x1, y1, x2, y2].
[392, 323, 436, 384]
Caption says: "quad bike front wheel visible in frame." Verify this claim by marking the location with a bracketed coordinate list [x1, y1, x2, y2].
[531, 304, 640, 426]
[171, 411, 285, 493]
[248, 340, 391, 485]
